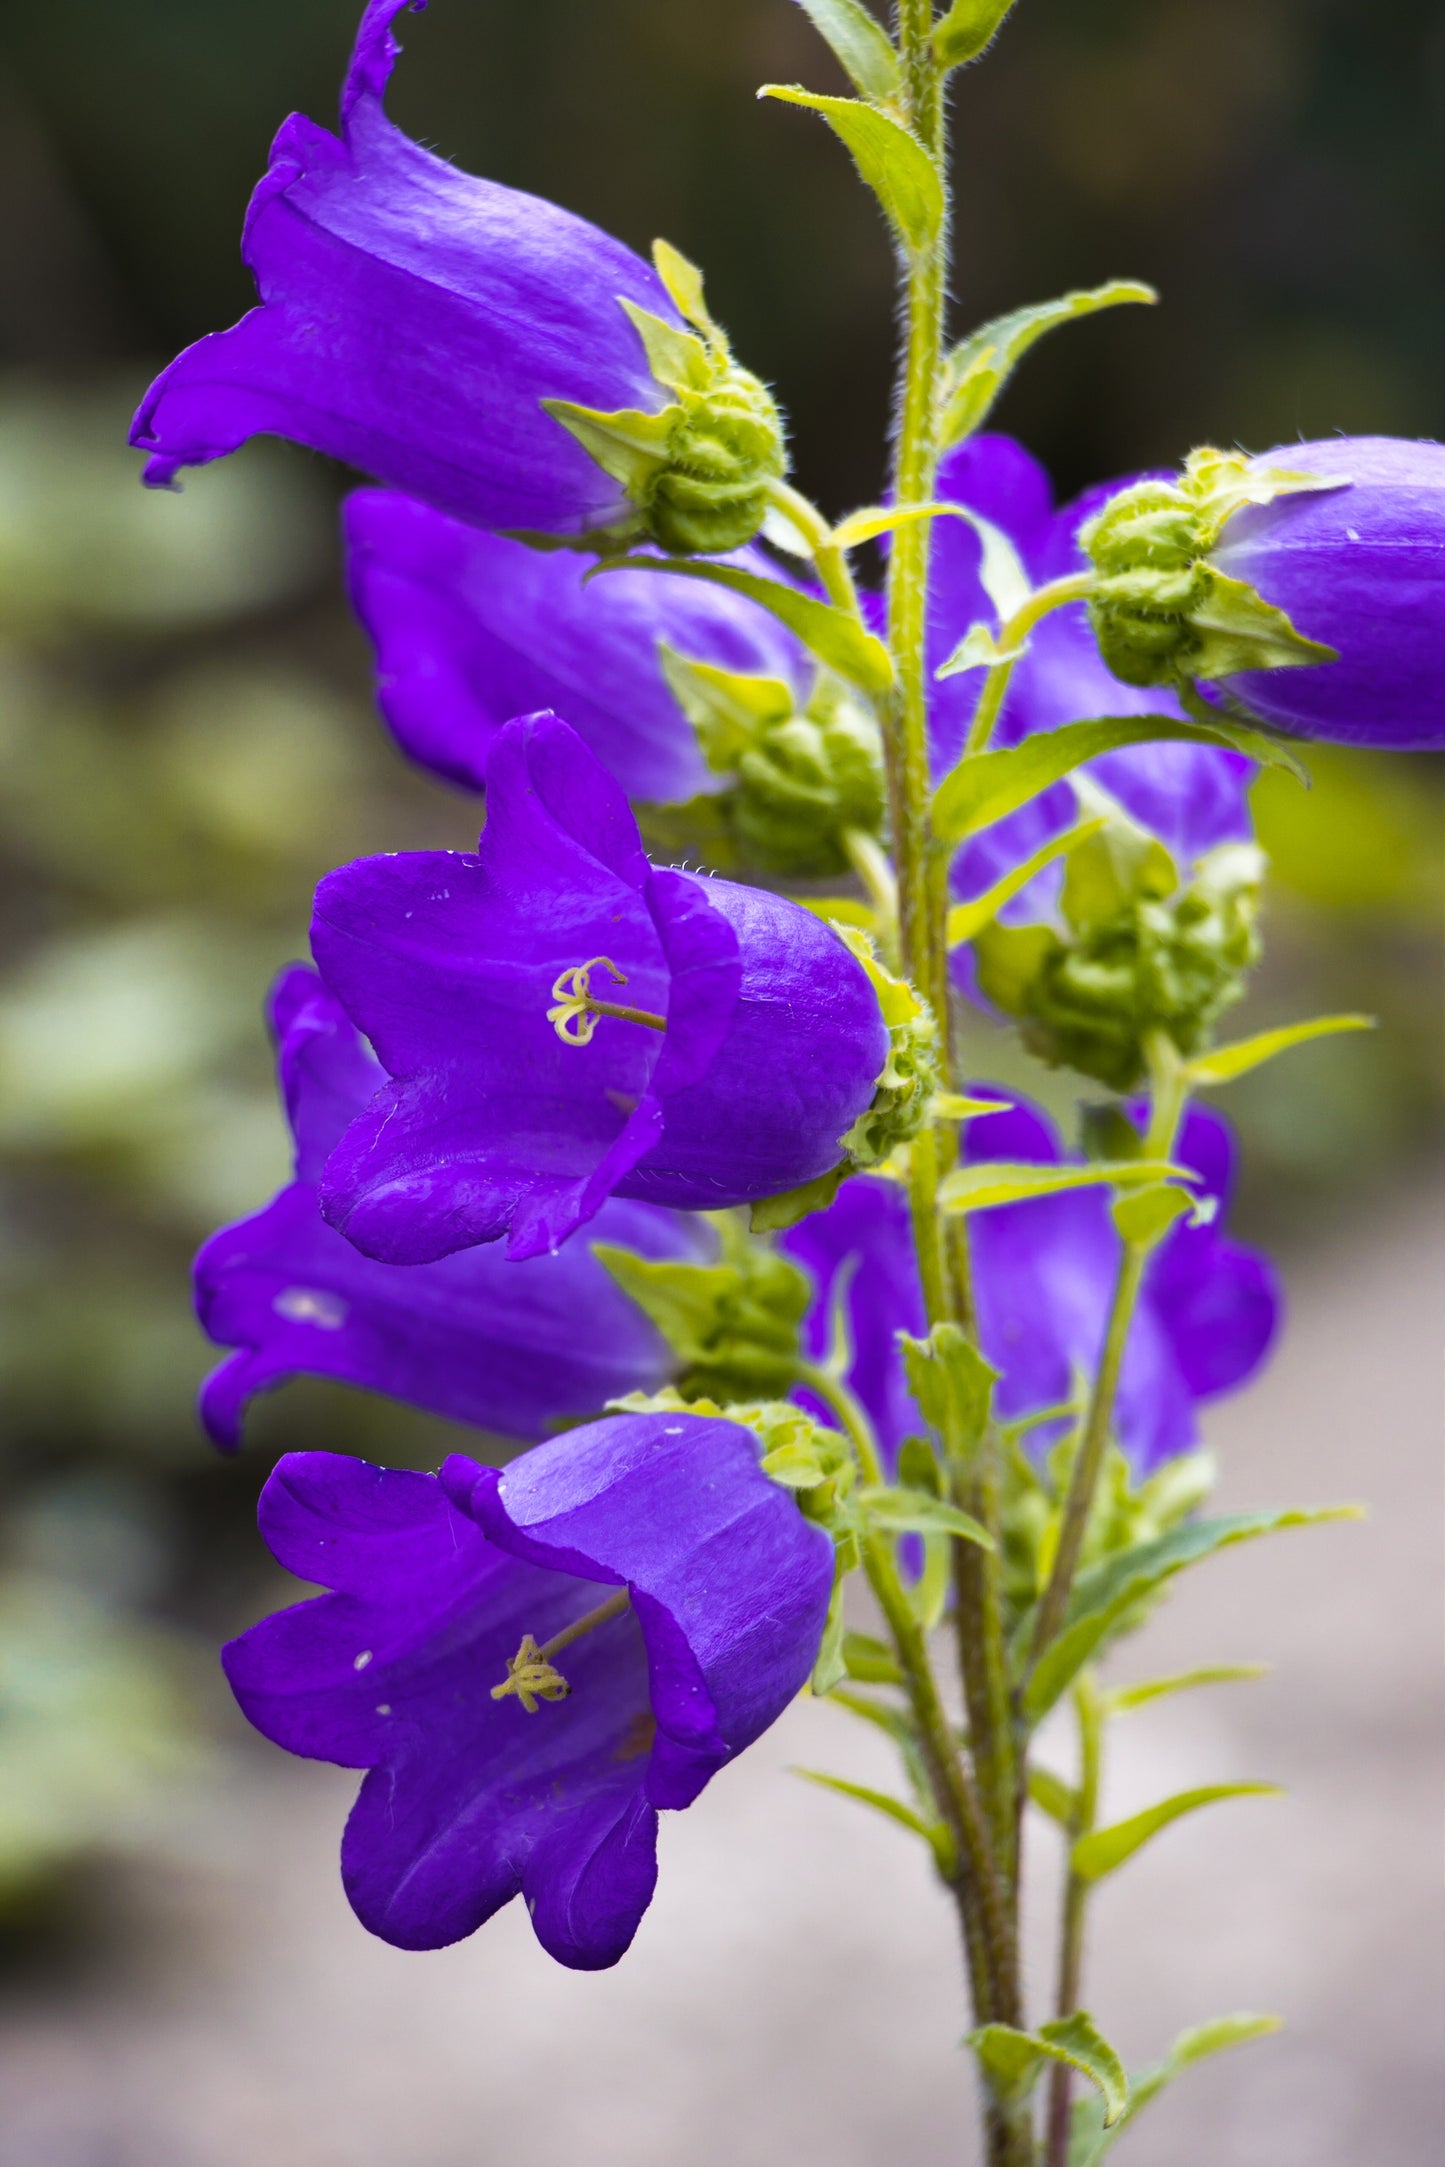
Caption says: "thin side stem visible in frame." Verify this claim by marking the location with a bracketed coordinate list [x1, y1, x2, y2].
[1044, 1673, 1104, 2167]
[961, 571, 1094, 759]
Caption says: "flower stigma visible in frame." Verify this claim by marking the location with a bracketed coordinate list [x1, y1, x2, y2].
[546, 957, 668, 1046]
[490, 1586, 634, 1714]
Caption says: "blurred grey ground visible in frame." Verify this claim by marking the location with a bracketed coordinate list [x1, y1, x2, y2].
[0, 1169, 1438, 2167]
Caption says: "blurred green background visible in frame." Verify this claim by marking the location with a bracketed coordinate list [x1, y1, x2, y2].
[0, 0, 1438, 1940]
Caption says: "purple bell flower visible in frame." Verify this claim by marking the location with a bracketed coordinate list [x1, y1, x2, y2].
[195, 965, 710, 1450]
[344, 491, 802, 803]
[224, 1416, 833, 1963]
[1209, 437, 1445, 750]
[781, 1090, 1279, 1476]
[310, 711, 890, 1265]
[933, 437, 1255, 926]
[130, 0, 687, 540]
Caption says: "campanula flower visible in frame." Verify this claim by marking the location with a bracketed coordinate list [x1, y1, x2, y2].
[310, 712, 893, 1265]
[131, 2, 783, 549]
[224, 1417, 832, 1962]
[195, 965, 710, 1449]
[781, 1091, 1279, 1475]
[343, 491, 802, 803]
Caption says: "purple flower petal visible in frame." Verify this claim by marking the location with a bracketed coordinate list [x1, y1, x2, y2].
[344, 492, 803, 802]
[131, 0, 678, 538]
[224, 1418, 830, 1964]
[1213, 436, 1445, 749]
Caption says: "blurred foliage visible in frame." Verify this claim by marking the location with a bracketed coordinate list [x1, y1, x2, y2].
[0, 1, 1437, 1932]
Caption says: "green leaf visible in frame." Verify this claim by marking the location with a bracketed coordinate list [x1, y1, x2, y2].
[841, 1630, 903, 1686]
[898, 1322, 997, 1462]
[616, 301, 712, 395]
[539, 398, 674, 493]
[1069, 2014, 1281, 2166]
[789, 0, 901, 103]
[940, 282, 1156, 448]
[591, 555, 894, 695]
[858, 1485, 994, 1546]
[759, 87, 943, 257]
[939, 1159, 1187, 1216]
[750, 1161, 849, 1233]
[1104, 1664, 1268, 1715]
[793, 1767, 954, 1870]
[591, 1244, 735, 1366]
[1015, 1507, 1360, 1724]
[967, 2014, 1127, 2126]
[1185, 1013, 1375, 1087]
[907, 1530, 952, 1629]
[946, 818, 1106, 946]
[1072, 1782, 1281, 1884]
[932, 714, 1258, 847]
[932, 1092, 1013, 1120]
[933, 0, 1020, 71]
[1110, 1183, 1195, 1248]
[1027, 1764, 1079, 1827]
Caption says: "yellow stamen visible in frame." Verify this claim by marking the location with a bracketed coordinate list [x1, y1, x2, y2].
[546, 957, 667, 1046]
[490, 1587, 633, 1715]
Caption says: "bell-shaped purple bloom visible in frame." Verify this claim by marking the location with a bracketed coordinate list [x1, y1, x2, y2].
[933, 437, 1255, 924]
[1210, 436, 1445, 750]
[195, 965, 709, 1450]
[131, 0, 683, 539]
[781, 1091, 1279, 1475]
[224, 1416, 833, 1963]
[344, 491, 803, 803]
[311, 711, 889, 1265]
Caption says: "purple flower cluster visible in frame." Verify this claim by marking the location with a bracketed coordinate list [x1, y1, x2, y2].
[143, 0, 1436, 1976]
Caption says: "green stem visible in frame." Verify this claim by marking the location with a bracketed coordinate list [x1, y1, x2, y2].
[1044, 1673, 1104, 2167]
[764, 476, 864, 619]
[843, 825, 901, 968]
[1027, 1031, 1189, 1666]
[951, 1428, 1017, 1879]
[962, 572, 1095, 759]
[796, 1362, 885, 1487]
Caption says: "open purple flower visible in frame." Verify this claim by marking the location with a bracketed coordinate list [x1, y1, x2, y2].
[1209, 436, 1445, 750]
[131, 1, 688, 541]
[195, 965, 709, 1450]
[224, 1416, 832, 1963]
[311, 711, 890, 1265]
[344, 491, 802, 803]
[782, 1091, 1279, 1475]
[933, 436, 1255, 925]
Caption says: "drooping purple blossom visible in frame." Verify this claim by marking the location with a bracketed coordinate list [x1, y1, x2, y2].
[224, 1417, 832, 1963]
[781, 1090, 1279, 1475]
[344, 491, 803, 803]
[933, 436, 1255, 925]
[131, 0, 685, 540]
[311, 711, 889, 1265]
[1210, 436, 1445, 750]
[195, 965, 711, 1450]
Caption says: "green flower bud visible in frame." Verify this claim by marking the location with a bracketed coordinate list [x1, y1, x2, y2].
[1082, 447, 1338, 691]
[837, 930, 941, 1167]
[659, 650, 886, 877]
[974, 831, 1264, 1093]
[543, 241, 786, 557]
[593, 1215, 810, 1405]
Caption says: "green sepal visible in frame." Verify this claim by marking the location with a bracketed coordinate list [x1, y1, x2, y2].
[1072, 1782, 1282, 1885]
[857, 1484, 994, 1546]
[593, 1219, 810, 1402]
[759, 86, 943, 257]
[939, 282, 1156, 448]
[1013, 1506, 1361, 1724]
[541, 397, 674, 498]
[836, 928, 940, 1167]
[933, 0, 1020, 69]
[616, 300, 713, 396]
[1069, 2014, 1282, 2166]
[946, 817, 1106, 947]
[651, 240, 717, 336]
[659, 648, 795, 770]
[749, 1160, 849, 1233]
[789, 0, 901, 103]
[592, 555, 894, 694]
[899, 1322, 996, 1466]
[897, 1432, 944, 1498]
[966, 2013, 1127, 2128]
[1103, 1663, 1268, 1716]
[793, 1767, 956, 1873]
[938, 1159, 1188, 1216]
[1185, 1011, 1375, 1087]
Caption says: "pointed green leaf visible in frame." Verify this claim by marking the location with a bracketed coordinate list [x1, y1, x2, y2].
[1189, 565, 1339, 676]
[933, 0, 1020, 70]
[858, 1485, 994, 1546]
[591, 1244, 736, 1366]
[790, 0, 901, 102]
[617, 301, 712, 395]
[759, 86, 943, 256]
[1027, 1764, 1079, 1827]
[1104, 1664, 1268, 1716]
[1186, 1013, 1375, 1088]
[591, 555, 894, 695]
[907, 1530, 952, 1629]
[651, 239, 716, 335]
[936, 620, 1029, 675]
[830, 500, 945, 549]
[939, 1159, 1188, 1216]
[946, 818, 1106, 946]
[828, 1686, 912, 1744]
[540, 397, 674, 493]
[750, 1160, 849, 1233]
[841, 1630, 903, 1686]
[793, 1767, 954, 1869]
[940, 282, 1156, 447]
[1072, 1782, 1282, 1885]
[967, 2014, 1127, 2126]
[932, 1092, 1013, 1120]
[811, 1565, 850, 1694]
[1015, 1507, 1360, 1724]
[1070, 2014, 1281, 2166]
[1110, 1182, 1195, 1248]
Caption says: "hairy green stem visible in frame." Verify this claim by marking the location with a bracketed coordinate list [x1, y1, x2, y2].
[1044, 1673, 1104, 2167]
